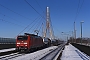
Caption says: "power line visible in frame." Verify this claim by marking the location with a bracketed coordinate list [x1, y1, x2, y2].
[27, 16, 42, 32]
[18, 3, 45, 35]
[0, 12, 24, 24]
[35, 0, 45, 14]
[31, 18, 44, 34]
[0, 3, 31, 21]
[24, 0, 46, 20]
[74, 0, 84, 21]
[74, 0, 80, 21]
[18, 16, 41, 35]
[34, 0, 46, 23]
[35, 23, 44, 36]
[0, 19, 24, 27]
[78, 0, 84, 14]
[35, 0, 46, 21]
[0, 14, 25, 27]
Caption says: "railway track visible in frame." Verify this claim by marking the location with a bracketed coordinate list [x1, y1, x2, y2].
[0, 44, 65, 60]
[0, 50, 17, 56]
[0, 52, 25, 60]
[40, 43, 65, 60]
[0, 47, 47, 60]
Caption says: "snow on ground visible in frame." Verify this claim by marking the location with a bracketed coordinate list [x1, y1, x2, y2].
[61, 44, 90, 60]
[0, 48, 15, 53]
[11, 46, 58, 60]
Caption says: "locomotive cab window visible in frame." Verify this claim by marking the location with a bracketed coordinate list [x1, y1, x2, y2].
[17, 36, 28, 40]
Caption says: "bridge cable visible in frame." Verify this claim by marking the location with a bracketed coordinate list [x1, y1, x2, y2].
[24, 0, 46, 20]
[17, 16, 40, 35]
[27, 16, 42, 32]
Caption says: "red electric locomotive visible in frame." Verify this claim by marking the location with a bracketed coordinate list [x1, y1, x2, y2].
[16, 33, 44, 51]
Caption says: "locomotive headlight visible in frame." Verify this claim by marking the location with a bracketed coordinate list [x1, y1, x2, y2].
[17, 43, 20, 44]
[24, 42, 27, 44]
[25, 45, 27, 46]
[17, 45, 19, 46]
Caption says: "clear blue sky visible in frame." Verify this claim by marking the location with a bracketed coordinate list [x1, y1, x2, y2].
[0, 0, 90, 39]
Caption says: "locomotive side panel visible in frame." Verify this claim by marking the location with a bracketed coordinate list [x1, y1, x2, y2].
[31, 36, 43, 48]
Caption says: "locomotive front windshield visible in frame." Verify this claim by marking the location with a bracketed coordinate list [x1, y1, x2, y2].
[17, 36, 28, 40]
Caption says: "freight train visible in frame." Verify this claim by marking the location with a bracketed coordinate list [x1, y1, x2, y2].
[16, 33, 51, 51]
[16, 33, 62, 51]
